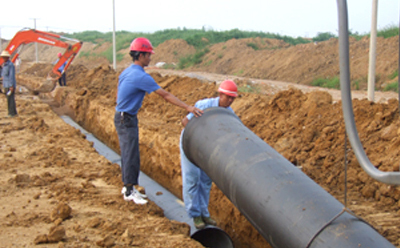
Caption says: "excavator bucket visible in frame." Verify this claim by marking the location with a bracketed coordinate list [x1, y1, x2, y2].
[16, 74, 58, 94]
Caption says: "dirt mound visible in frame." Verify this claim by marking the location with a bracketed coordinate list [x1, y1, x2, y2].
[142, 36, 399, 90]
[0, 95, 204, 248]
[9, 33, 399, 91]
[151, 39, 197, 65]
[3, 33, 400, 247]
[17, 62, 398, 248]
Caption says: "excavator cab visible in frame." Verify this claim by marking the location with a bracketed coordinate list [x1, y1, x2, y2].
[0, 28, 82, 93]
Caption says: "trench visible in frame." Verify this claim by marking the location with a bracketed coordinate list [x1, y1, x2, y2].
[59, 114, 234, 248]
[42, 91, 259, 248]
[16, 66, 271, 248]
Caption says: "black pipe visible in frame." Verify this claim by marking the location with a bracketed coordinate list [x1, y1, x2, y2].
[182, 107, 395, 248]
[191, 226, 234, 248]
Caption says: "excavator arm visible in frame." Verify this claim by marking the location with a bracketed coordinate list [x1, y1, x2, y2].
[0, 28, 82, 79]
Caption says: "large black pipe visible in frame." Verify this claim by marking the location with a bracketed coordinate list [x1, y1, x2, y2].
[182, 107, 395, 248]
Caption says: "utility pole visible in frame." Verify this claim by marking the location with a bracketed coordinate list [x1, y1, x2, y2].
[112, 0, 117, 70]
[30, 18, 39, 63]
[368, 0, 378, 101]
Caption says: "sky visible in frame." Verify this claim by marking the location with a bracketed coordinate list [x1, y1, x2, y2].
[0, 0, 399, 40]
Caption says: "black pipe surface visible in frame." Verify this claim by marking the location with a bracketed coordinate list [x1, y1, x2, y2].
[191, 226, 234, 248]
[182, 107, 395, 248]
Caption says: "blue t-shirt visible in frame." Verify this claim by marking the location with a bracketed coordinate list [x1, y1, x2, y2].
[186, 97, 234, 121]
[116, 64, 161, 115]
[55, 58, 67, 72]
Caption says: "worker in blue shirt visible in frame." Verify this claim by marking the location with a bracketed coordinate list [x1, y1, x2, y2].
[115, 37, 203, 205]
[56, 53, 67, 86]
[180, 80, 238, 229]
[1, 50, 18, 117]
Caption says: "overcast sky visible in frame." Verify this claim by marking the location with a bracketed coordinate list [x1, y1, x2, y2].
[0, 0, 398, 40]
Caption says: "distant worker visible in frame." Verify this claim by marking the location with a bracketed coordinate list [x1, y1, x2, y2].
[55, 52, 67, 86]
[180, 80, 238, 229]
[114, 37, 203, 205]
[1, 50, 18, 117]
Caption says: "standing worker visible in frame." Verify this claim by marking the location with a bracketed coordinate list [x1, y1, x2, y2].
[1, 50, 18, 117]
[56, 53, 67, 86]
[114, 37, 203, 205]
[180, 80, 238, 229]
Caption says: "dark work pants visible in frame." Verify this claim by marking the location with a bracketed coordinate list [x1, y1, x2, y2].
[5, 87, 17, 116]
[114, 111, 140, 185]
[58, 73, 66, 86]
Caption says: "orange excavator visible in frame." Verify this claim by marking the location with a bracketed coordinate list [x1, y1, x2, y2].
[0, 28, 82, 93]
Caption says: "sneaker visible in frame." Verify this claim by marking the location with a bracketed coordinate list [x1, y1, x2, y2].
[121, 186, 147, 199]
[202, 216, 217, 226]
[123, 189, 148, 205]
[193, 216, 205, 229]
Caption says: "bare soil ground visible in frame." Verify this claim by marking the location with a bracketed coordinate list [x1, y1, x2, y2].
[1, 36, 400, 248]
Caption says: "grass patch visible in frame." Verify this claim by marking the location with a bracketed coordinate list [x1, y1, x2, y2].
[247, 43, 259, 50]
[311, 76, 340, 89]
[205, 60, 213, 66]
[177, 48, 209, 69]
[162, 63, 176, 69]
[383, 82, 398, 92]
[377, 25, 399, 38]
[238, 84, 260, 93]
[234, 69, 244, 76]
[388, 69, 398, 80]
[352, 80, 360, 90]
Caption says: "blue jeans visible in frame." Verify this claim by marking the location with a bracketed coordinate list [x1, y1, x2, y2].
[114, 112, 140, 185]
[180, 130, 212, 218]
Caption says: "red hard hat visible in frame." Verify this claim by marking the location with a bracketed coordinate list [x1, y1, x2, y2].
[57, 52, 62, 57]
[130, 37, 155, 54]
[218, 80, 238, 97]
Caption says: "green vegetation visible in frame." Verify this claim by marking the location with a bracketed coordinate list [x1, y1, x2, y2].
[67, 26, 399, 66]
[383, 82, 398, 92]
[311, 77, 340, 89]
[205, 60, 213, 66]
[71, 28, 312, 50]
[246, 43, 259, 50]
[177, 48, 209, 69]
[352, 80, 360, 90]
[238, 84, 261, 94]
[388, 69, 398, 80]
[234, 69, 244, 76]
[313, 32, 336, 42]
[377, 25, 399, 38]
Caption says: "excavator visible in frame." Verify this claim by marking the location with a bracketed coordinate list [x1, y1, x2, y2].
[0, 28, 82, 93]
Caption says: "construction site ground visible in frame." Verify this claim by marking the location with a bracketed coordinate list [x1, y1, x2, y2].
[1, 36, 400, 248]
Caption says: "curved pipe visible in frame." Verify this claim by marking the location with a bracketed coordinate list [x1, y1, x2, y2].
[59, 115, 233, 248]
[182, 107, 395, 248]
[337, 0, 400, 184]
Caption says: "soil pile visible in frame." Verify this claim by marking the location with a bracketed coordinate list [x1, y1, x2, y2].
[151, 36, 399, 89]
[0, 94, 204, 248]
[10, 35, 400, 90]
[2, 34, 400, 247]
